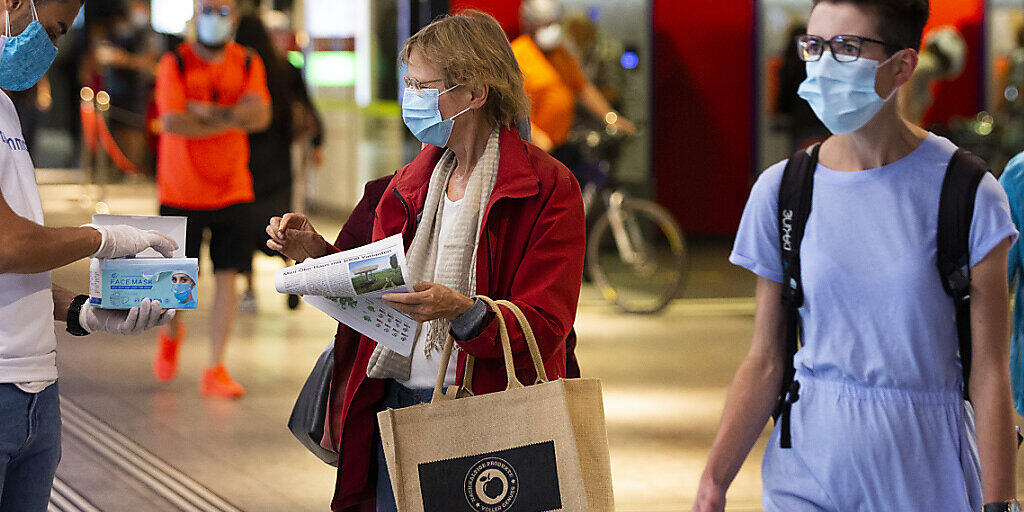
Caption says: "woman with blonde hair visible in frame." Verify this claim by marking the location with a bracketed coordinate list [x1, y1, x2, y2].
[266, 10, 585, 511]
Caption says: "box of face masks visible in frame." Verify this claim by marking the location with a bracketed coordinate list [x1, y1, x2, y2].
[88, 215, 199, 310]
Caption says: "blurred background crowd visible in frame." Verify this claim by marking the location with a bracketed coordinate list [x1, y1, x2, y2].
[29, 1, 1024, 239]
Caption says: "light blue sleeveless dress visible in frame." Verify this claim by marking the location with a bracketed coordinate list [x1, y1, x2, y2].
[731, 134, 1017, 511]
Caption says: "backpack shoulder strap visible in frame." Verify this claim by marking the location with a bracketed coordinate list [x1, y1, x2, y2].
[237, 47, 256, 93]
[774, 142, 819, 449]
[173, 47, 186, 77]
[779, 143, 819, 307]
[937, 148, 988, 401]
[242, 48, 254, 74]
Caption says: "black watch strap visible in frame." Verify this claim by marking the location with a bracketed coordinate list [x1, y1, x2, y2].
[66, 295, 90, 337]
[984, 502, 1013, 512]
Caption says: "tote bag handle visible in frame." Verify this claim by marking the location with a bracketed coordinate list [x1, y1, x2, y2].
[430, 296, 549, 403]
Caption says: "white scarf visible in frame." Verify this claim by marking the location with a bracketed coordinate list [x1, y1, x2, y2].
[367, 128, 501, 380]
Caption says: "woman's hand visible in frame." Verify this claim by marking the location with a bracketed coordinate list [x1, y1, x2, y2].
[691, 480, 726, 512]
[382, 282, 474, 323]
[265, 213, 330, 263]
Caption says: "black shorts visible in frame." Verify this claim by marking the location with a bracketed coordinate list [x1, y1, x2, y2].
[159, 203, 251, 272]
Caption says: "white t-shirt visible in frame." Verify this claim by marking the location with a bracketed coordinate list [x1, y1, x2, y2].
[0, 92, 57, 390]
[399, 192, 462, 389]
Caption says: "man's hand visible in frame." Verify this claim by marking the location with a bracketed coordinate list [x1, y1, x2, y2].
[691, 479, 726, 512]
[227, 94, 272, 133]
[266, 213, 330, 262]
[382, 282, 474, 323]
[187, 101, 231, 125]
[94, 44, 125, 66]
[84, 224, 178, 259]
[80, 299, 175, 335]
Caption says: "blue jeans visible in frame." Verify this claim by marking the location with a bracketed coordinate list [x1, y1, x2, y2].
[375, 380, 433, 512]
[0, 382, 61, 512]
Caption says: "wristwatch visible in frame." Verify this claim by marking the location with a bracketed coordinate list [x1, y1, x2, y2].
[65, 295, 90, 337]
[983, 499, 1021, 512]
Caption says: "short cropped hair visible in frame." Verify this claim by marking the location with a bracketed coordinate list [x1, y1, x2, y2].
[812, 0, 929, 52]
[400, 10, 530, 128]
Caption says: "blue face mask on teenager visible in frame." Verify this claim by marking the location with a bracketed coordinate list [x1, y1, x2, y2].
[401, 85, 471, 147]
[197, 13, 233, 47]
[0, 0, 58, 92]
[172, 283, 193, 302]
[797, 50, 900, 135]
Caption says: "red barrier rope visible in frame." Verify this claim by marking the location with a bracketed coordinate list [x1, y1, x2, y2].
[80, 102, 143, 176]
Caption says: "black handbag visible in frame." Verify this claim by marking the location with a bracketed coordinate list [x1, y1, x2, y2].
[288, 341, 339, 466]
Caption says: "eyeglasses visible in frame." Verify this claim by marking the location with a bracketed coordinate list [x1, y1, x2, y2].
[796, 34, 902, 62]
[403, 76, 445, 92]
[201, 5, 232, 16]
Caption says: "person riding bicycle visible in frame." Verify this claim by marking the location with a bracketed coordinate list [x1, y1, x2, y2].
[512, 0, 636, 177]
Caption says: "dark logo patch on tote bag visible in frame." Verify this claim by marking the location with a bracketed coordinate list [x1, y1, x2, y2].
[417, 441, 561, 512]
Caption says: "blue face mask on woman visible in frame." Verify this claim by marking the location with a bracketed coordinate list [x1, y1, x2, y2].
[401, 85, 471, 147]
[0, 0, 58, 92]
[797, 50, 900, 135]
[172, 283, 193, 302]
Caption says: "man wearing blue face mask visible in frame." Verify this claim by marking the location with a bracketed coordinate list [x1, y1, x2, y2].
[0, 0, 181, 510]
[693, 1, 1020, 511]
[153, 0, 271, 398]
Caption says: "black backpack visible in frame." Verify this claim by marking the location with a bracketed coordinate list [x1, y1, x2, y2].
[773, 143, 989, 449]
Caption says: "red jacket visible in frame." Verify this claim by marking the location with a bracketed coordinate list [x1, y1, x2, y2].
[327, 128, 585, 510]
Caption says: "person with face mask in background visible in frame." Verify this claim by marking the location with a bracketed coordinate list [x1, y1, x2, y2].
[692, 1, 1020, 511]
[153, 0, 271, 398]
[511, 0, 635, 169]
[0, 0, 180, 509]
[264, 11, 585, 510]
[93, 0, 163, 172]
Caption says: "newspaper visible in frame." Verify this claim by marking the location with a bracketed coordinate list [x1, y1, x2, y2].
[274, 234, 418, 356]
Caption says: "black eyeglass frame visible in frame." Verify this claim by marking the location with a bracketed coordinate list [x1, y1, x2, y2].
[796, 34, 904, 62]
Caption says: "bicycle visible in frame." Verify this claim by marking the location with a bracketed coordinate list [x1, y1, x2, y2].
[564, 125, 688, 314]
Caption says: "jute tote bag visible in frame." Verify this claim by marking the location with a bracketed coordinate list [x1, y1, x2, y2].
[377, 296, 614, 512]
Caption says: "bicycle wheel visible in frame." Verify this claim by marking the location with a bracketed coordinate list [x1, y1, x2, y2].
[587, 198, 687, 314]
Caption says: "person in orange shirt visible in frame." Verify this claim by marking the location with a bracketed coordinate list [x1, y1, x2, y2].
[153, 0, 271, 398]
[512, 0, 635, 165]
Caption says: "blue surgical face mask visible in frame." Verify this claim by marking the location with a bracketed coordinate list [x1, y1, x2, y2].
[0, 0, 58, 92]
[196, 13, 233, 47]
[797, 50, 900, 135]
[172, 282, 193, 302]
[401, 85, 471, 147]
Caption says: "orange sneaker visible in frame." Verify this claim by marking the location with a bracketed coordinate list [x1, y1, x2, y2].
[153, 326, 183, 382]
[200, 364, 245, 398]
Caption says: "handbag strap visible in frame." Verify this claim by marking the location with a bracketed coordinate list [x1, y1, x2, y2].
[462, 298, 549, 392]
[430, 296, 548, 403]
[494, 299, 549, 384]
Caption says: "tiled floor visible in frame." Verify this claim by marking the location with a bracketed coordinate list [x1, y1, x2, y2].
[37, 175, 1024, 511]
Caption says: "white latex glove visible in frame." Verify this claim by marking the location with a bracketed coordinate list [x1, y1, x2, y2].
[80, 299, 176, 335]
[84, 224, 178, 259]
